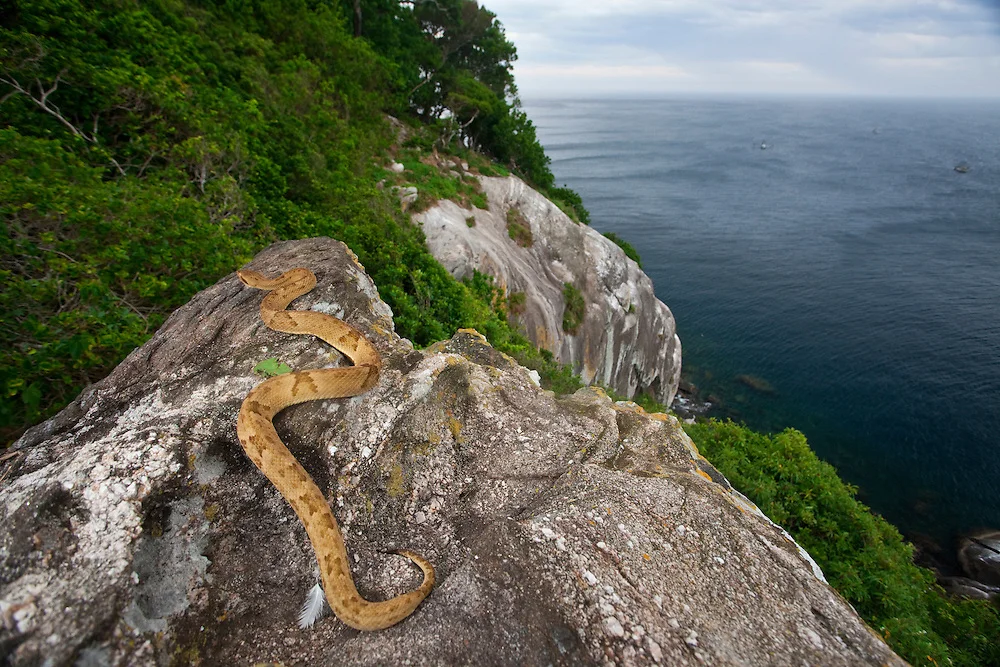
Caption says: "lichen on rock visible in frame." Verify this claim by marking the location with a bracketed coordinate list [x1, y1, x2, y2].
[0, 238, 903, 666]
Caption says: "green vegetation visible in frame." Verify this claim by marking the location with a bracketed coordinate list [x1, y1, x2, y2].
[685, 420, 1000, 666]
[0, 0, 581, 444]
[252, 357, 293, 377]
[603, 231, 642, 268]
[561, 282, 585, 334]
[549, 186, 590, 225]
[505, 206, 532, 247]
[506, 290, 526, 315]
[384, 150, 488, 212]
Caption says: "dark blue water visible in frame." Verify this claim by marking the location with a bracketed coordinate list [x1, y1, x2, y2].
[525, 96, 1000, 549]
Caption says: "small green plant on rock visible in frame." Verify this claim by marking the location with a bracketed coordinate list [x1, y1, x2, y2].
[507, 291, 526, 316]
[506, 207, 533, 247]
[603, 232, 642, 268]
[466, 216, 476, 227]
[562, 283, 585, 334]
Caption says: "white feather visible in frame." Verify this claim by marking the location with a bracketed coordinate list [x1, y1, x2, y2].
[298, 583, 328, 629]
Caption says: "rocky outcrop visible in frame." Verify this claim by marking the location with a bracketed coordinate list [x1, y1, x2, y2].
[0, 238, 903, 666]
[416, 176, 682, 406]
[958, 531, 1000, 588]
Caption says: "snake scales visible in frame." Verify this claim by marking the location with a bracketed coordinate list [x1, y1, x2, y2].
[235, 267, 434, 631]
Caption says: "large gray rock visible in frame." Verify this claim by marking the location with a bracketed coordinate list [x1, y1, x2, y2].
[416, 176, 682, 406]
[0, 238, 903, 666]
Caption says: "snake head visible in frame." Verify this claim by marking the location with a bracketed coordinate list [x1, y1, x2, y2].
[237, 269, 266, 287]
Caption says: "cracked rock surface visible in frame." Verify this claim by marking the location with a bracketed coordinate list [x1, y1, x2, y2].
[416, 175, 682, 406]
[1, 237, 902, 666]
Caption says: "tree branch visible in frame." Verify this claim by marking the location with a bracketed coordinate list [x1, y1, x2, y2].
[0, 71, 97, 143]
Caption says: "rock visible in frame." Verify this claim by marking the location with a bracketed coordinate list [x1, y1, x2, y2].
[959, 530, 1000, 587]
[735, 374, 776, 395]
[389, 162, 405, 173]
[939, 576, 1000, 601]
[392, 185, 418, 207]
[0, 237, 904, 666]
[416, 175, 682, 407]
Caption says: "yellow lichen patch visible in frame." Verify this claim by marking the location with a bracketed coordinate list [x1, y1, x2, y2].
[457, 328, 489, 344]
[646, 412, 669, 422]
[447, 416, 464, 443]
[498, 351, 518, 366]
[387, 463, 407, 498]
[204, 504, 219, 522]
[587, 386, 609, 399]
[642, 553, 651, 561]
[693, 467, 715, 484]
[614, 402, 640, 414]
[426, 340, 449, 354]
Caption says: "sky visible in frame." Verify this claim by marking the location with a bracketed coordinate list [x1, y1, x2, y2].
[482, 0, 1000, 98]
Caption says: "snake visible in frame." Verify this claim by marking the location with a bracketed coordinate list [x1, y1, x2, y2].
[235, 267, 434, 631]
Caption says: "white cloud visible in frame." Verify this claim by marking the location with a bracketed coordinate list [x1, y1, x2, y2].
[485, 0, 1000, 97]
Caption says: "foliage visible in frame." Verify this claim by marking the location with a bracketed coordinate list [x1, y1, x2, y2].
[549, 186, 591, 225]
[505, 206, 532, 247]
[685, 419, 1000, 666]
[343, 0, 573, 195]
[386, 150, 487, 212]
[561, 282, 585, 334]
[507, 290, 526, 315]
[0, 129, 253, 441]
[252, 357, 293, 377]
[603, 232, 642, 268]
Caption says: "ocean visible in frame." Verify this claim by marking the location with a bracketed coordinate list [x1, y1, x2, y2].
[524, 96, 1000, 553]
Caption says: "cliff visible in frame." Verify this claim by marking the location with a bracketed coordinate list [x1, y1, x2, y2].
[415, 175, 682, 406]
[0, 238, 903, 666]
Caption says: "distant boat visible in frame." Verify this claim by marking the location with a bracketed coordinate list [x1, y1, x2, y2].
[760, 141, 768, 150]
[955, 163, 970, 174]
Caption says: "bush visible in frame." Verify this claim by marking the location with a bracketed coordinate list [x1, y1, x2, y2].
[562, 282, 585, 334]
[506, 206, 533, 247]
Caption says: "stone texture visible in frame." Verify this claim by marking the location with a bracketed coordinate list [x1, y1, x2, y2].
[958, 531, 1000, 588]
[0, 237, 903, 666]
[416, 176, 682, 406]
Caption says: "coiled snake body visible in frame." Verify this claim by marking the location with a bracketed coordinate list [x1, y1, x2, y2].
[235, 268, 434, 631]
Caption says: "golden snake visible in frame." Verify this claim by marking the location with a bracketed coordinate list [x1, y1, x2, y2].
[235, 267, 434, 631]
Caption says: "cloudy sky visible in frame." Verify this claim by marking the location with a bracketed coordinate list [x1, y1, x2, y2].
[483, 0, 1000, 98]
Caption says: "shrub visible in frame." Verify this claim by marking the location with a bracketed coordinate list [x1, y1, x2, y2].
[507, 291, 526, 315]
[562, 282, 585, 334]
[506, 206, 533, 247]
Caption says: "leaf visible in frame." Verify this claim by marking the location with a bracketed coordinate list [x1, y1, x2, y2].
[253, 357, 292, 377]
